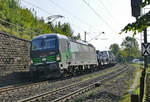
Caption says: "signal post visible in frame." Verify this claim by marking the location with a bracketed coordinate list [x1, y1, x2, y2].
[131, 0, 148, 102]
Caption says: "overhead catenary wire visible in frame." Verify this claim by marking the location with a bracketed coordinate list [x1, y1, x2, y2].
[88, 32, 105, 42]
[86, 32, 102, 40]
[46, 0, 94, 31]
[21, 0, 53, 16]
[22, 0, 112, 40]
[22, 0, 91, 34]
[97, 0, 120, 27]
[0, 4, 86, 40]
[82, 0, 116, 33]
[21, 0, 116, 43]
[0, 17, 89, 41]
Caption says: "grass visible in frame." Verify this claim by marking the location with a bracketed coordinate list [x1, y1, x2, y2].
[142, 66, 150, 102]
[132, 64, 142, 95]
[73, 87, 101, 102]
[52, 88, 56, 91]
[120, 94, 131, 102]
[119, 63, 142, 102]
[73, 66, 122, 102]
[73, 65, 128, 102]
[0, 24, 31, 40]
[105, 72, 126, 85]
[74, 64, 142, 102]
[82, 65, 120, 82]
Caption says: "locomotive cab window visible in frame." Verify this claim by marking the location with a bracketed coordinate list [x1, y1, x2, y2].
[32, 39, 43, 50]
[44, 38, 56, 49]
[32, 38, 56, 50]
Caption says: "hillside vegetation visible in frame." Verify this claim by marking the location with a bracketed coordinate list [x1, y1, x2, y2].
[0, 0, 73, 40]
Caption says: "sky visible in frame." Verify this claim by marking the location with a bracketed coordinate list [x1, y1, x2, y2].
[20, 0, 148, 51]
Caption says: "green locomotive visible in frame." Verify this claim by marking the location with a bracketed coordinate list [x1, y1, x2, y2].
[30, 34, 98, 78]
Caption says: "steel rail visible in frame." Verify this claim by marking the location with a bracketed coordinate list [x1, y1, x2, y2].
[0, 64, 120, 94]
[0, 80, 49, 93]
[51, 68, 127, 102]
[18, 65, 127, 102]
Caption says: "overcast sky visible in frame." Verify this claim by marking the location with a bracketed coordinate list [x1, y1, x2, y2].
[20, 0, 148, 51]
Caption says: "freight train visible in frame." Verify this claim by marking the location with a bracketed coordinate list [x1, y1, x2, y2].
[29, 33, 116, 78]
[96, 50, 116, 67]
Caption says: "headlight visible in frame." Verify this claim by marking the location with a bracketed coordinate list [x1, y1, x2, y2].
[42, 58, 46, 61]
[30, 60, 33, 64]
[56, 54, 60, 61]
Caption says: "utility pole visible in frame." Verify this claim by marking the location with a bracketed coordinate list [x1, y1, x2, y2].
[143, 28, 148, 72]
[131, 0, 147, 102]
[139, 28, 147, 102]
[84, 31, 87, 42]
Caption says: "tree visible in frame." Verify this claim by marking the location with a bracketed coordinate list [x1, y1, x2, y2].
[109, 43, 123, 62]
[72, 33, 81, 40]
[121, 36, 141, 61]
[109, 43, 120, 56]
[142, 0, 150, 7]
[121, 0, 150, 35]
[109, 37, 142, 63]
[51, 22, 73, 37]
[121, 36, 139, 49]
[0, 0, 75, 40]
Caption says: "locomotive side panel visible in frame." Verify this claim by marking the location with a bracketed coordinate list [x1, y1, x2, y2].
[69, 41, 98, 66]
[59, 38, 71, 69]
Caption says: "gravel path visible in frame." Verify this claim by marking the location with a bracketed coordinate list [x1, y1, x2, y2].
[128, 71, 140, 93]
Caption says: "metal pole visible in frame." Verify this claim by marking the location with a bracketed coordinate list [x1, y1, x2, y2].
[84, 31, 87, 42]
[140, 28, 147, 102]
[144, 28, 148, 69]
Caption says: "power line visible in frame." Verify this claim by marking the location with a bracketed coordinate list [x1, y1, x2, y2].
[88, 32, 105, 42]
[47, 0, 94, 29]
[22, 0, 90, 33]
[82, 0, 116, 33]
[69, 21, 86, 32]
[97, 0, 120, 26]
[21, 0, 53, 16]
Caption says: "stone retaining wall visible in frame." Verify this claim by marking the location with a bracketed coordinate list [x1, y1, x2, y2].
[0, 31, 31, 85]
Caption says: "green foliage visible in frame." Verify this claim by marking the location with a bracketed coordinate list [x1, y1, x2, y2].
[109, 43, 120, 56]
[121, 37, 141, 62]
[121, 0, 150, 35]
[142, 0, 150, 7]
[121, 37, 139, 49]
[121, 11, 150, 35]
[50, 22, 73, 37]
[109, 43, 122, 62]
[0, 0, 73, 40]
[109, 37, 141, 62]
[72, 33, 81, 40]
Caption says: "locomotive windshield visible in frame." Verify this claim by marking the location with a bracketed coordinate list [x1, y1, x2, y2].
[32, 38, 56, 50]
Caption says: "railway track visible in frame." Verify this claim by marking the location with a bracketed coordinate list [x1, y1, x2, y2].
[0, 80, 50, 94]
[18, 65, 128, 102]
[0, 64, 120, 95]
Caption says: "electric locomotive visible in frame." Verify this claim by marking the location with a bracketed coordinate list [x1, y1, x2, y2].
[30, 34, 98, 78]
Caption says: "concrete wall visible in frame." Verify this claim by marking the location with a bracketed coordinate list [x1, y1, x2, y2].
[0, 31, 31, 85]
